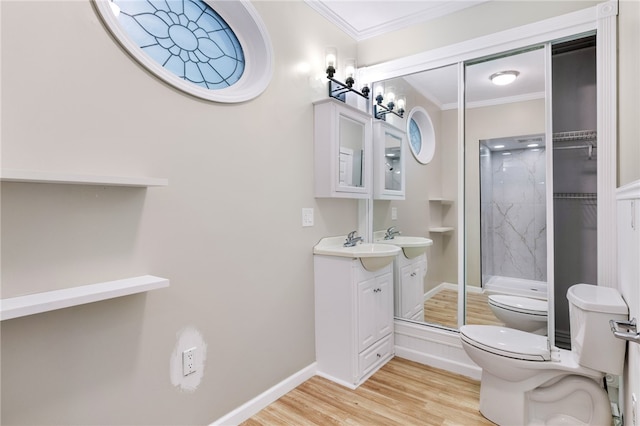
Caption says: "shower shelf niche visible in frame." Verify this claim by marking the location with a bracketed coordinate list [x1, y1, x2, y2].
[428, 197, 455, 235]
[0, 169, 168, 187]
[0, 275, 169, 321]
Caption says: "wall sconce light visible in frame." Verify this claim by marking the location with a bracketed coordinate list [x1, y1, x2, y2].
[490, 70, 519, 86]
[325, 48, 369, 102]
[374, 88, 405, 120]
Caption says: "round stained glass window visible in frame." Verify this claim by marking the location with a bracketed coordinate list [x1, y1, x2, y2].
[115, 0, 244, 89]
[406, 107, 436, 164]
[94, 0, 273, 103]
[408, 118, 422, 155]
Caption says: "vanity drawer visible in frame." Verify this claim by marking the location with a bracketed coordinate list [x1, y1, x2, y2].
[359, 335, 393, 377]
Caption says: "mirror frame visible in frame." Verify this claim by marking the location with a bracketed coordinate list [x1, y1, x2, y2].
[360, 1, 618, 345]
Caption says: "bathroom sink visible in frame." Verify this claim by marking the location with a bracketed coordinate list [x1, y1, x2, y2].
[375, 235, 433, 259]
[313, 236, 401, 271]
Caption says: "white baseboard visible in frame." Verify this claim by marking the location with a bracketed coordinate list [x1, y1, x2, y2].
[424, 282, 467, 300]
[211, 362, 317, 426]
[394, 319, 481, 380]
[395, 346, 481, 380]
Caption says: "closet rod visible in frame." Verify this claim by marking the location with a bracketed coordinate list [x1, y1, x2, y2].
[552, 130, 597, 142]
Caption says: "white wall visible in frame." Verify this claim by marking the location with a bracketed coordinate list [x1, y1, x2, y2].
[618, 0, 640, 186]
[0, 1, 359, 424]
[2, 1, 638, 424]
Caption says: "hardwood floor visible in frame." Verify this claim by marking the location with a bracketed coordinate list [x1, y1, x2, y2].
[242, 357, 494, 426]
[242, 289, 502, 425]
[423, 288, 504, 329]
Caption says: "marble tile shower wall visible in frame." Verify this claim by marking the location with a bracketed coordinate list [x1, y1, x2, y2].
[481, 148, 547, 283]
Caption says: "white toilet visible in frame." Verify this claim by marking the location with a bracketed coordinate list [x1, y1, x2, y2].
[460, 284, 628, 426]
[488, 294, 548, 335]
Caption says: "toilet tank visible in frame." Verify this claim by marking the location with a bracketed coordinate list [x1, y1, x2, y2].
[567, 284, 629, 376]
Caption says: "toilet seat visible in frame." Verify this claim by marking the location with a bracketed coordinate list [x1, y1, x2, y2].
[460, 325, 550, 361]
[488, 295, 547, 317]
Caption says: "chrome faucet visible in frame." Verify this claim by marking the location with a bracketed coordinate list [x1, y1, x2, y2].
[384, 226, 401, 240]
[344, 230, 363, 247]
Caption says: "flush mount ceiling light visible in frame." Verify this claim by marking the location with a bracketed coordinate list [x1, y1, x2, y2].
[490, 70, 520, 86]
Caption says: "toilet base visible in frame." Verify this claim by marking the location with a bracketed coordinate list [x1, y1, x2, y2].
[479, 372, 611, 426]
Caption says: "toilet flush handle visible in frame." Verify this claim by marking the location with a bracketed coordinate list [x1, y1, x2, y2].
[609, 318, 640, 344]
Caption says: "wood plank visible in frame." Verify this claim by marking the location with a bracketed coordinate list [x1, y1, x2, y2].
[423, 288, 504, 328]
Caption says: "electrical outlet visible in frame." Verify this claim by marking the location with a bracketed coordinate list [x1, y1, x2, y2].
[391, 207, 398, 220]
[182, 347, 196, 376]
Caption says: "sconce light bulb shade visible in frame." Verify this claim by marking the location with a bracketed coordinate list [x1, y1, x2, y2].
[326, 53, 336, 68]
[490, 70, 519, 86]
[345, 66, 355, 79]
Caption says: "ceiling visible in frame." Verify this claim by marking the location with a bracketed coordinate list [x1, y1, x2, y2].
[305, 0, 488, 41]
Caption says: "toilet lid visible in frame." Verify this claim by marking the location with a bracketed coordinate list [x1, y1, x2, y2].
[488, 295, 548, 316]
[460, 325, 551, 361]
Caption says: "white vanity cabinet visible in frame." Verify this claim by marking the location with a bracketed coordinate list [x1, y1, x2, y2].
[314, 255, 394, 389]
[314, 98, 372, 199]
[394, 253, 427, 321]
[373, 121, 406, 200]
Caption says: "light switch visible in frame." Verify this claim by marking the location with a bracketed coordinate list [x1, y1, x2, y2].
[302, 208, 314, 227]
[391, 207, 398, 220]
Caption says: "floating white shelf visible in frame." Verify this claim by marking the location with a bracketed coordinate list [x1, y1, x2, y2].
[0, 169, 168, 187]
[429, 227, 455, 233]
[429, 198, 454, 204]
[0, 275, 169, 321]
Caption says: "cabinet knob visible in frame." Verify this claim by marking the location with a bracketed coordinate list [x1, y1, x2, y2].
[410, 272, 416, 277]
[376, 353, 381, 358]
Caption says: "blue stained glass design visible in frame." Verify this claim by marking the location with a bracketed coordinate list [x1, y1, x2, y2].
[114, 0, 245, 89]
[409, 118, 422, 154]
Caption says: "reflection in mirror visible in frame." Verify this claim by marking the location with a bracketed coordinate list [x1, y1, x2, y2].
[372, 63, 460, 329]
[384, 132, 402, 191]
[339, 115, 364, 188]
[478, 134, 548, 334]
[464, 47, 547, 329]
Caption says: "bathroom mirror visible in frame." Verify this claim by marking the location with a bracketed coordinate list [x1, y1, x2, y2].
[373, 121, 406, 200]
[371, 47, 549, 331]
[372, 63, 460, 329]
[339, 115, 365, 188]
[383, 132, 402, 192]
[464, 47, 547, 329]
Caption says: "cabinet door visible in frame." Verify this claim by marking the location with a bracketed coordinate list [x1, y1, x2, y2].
[357, 276, 377, 352]
[374, 272, 394, 339]
[399, 263, 424, 318]
[314, 99, 372, 199]
[373, 121, 406, 200]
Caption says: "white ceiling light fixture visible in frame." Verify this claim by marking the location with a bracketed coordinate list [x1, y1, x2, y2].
[490, 70, 520, 86]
